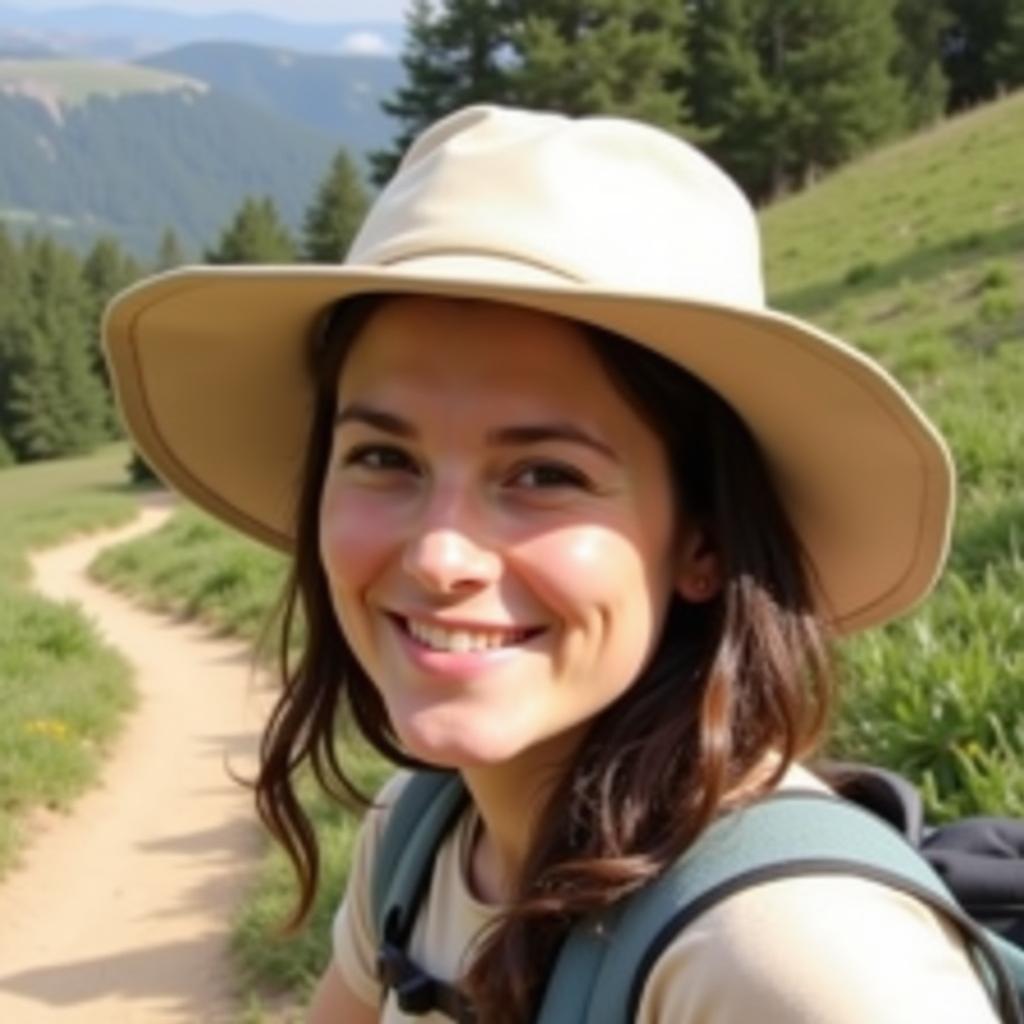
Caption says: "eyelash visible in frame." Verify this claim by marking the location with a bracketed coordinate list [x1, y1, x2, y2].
[511, 462, 589, 489]
[343, 444, 416, 473]
[341, 445, 591, 490]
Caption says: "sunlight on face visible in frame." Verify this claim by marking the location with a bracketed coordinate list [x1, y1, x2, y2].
[318, 296, 684, 769]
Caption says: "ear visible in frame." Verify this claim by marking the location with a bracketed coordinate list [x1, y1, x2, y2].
[675, 528, 722, 604]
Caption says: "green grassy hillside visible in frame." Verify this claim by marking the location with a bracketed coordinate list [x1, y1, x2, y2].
[0, 444, 139, 875]
[763, 91, 1024, 816]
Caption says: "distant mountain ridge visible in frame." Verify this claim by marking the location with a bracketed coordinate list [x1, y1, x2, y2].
[0, 3, 403, 59]
[0, 37, 404, 258]
[0, 56, 339, 257]
[139, 41, 401, 155]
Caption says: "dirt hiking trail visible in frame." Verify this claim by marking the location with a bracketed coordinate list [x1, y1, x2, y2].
[0, 495, 281, 1023]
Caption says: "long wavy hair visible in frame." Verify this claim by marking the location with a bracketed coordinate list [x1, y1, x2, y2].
[254, 292, 835, 1023]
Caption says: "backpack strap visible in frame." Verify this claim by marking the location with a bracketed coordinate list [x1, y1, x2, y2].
[535, 793, 1022, 1024]
[371, 778, 1022, 1024]
[371, 770, 472, 1019]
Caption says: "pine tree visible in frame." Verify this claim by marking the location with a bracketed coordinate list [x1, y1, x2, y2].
[992, 0, 1024, 92]
[303, 147, 371, 262]
[770, 0, 906, 190]
[943, 0, 1020, 109]
[7, 237, 110, 461]
[892, 0, 951, 128]
[370, 0, 510, 186]
[205, 196, 296, 264]
[508, 0, 692, 132]
[373, 0, 696, 185]
[82, 235, 139, 333]
[0, 224, 32, 459]
[6, 326, 67, 462]
[688, 0, 906, 201]
[155, 226, 186, 271]
[81, 236, 141, 431]
[686, 0, 785, 199]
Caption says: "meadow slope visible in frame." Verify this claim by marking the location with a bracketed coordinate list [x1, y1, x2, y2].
[0, 445, 138, 874]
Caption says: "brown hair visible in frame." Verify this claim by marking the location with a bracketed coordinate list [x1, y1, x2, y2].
[254, 293, 835, 1022]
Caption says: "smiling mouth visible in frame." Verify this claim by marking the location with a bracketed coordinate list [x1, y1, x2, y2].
[390, 614, 545, 654]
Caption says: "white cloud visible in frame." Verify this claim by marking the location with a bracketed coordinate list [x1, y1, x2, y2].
[337, 30, 391, 56]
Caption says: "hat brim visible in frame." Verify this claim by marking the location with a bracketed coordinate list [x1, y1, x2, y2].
[102, 259, 953, 635]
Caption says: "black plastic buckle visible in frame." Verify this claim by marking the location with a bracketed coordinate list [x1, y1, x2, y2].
[377, 939, 441, 1015]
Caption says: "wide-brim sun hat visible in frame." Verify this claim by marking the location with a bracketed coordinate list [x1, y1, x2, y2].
[103, 103, 953, 635]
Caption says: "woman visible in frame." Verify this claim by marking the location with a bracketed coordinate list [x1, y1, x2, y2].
[102, 105, 994, 1022]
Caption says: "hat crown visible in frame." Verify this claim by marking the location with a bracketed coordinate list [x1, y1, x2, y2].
[349, 105, 765, 308]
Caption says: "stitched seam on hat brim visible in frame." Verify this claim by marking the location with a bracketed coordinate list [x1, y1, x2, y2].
[113, 273, 950, 633]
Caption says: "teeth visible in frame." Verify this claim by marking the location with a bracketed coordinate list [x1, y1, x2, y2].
[405, 618, 527, 653]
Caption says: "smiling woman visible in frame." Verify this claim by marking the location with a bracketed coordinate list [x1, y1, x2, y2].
[100, 105, 997, 1024]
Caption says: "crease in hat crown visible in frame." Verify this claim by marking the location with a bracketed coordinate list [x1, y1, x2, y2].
[347, 104, 766, 308]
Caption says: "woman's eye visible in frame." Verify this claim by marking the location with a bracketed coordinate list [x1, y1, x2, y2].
[343, 445, 416, 472]
[511, 462, 589, 489]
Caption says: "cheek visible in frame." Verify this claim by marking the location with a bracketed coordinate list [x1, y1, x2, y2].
[318, 488, 396, 599]
[517, 524, 671, 633]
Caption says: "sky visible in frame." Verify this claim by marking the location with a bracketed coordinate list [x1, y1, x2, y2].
[12, 1, 409, 22]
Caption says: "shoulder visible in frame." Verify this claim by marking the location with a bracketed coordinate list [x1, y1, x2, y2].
[636, 762, 997, 1021]
[637, 821, 997, 1022]
[329, 769, 412, 1004]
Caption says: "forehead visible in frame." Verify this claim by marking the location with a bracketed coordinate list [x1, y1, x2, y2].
[337, 295, 623, 413]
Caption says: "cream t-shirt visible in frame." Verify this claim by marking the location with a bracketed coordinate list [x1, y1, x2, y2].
[332, 768, 999, 1022]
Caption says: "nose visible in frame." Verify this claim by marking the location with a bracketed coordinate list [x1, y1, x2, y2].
[401, 526, 502, 595]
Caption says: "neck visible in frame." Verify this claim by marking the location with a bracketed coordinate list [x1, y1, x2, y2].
[460, 729, 582, 904]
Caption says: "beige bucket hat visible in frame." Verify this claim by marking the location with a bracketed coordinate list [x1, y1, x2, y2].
[103, 104, 953, 634]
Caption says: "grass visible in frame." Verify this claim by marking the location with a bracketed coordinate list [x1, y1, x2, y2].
[0, 443, 142, 874]
[230, 747, 393, 1010]
[86, 91, 1024, 1010]
[90, 504, 290, 658]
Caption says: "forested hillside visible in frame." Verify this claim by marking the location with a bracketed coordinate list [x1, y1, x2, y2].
[0, 60, 336, 256]
[0, 131, 369, 470]
[139, 43, 400, 156]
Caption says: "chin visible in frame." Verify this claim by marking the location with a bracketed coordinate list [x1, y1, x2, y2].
[395, 707, 536, 770]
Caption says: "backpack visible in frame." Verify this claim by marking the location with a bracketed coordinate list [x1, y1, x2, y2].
[371, 766, 1024, 1023]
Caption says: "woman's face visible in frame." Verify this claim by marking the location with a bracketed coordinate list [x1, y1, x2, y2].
[319, 295, 698, 769]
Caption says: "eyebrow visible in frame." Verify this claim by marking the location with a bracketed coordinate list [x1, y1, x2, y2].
[334, 403, 619, 463]
[335, 404, 412, 436]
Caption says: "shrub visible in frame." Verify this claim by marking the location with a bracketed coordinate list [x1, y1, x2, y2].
[979, 262, 1013, 292]
[127, 448, 159, 485]
[844, 260, 879, 286]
